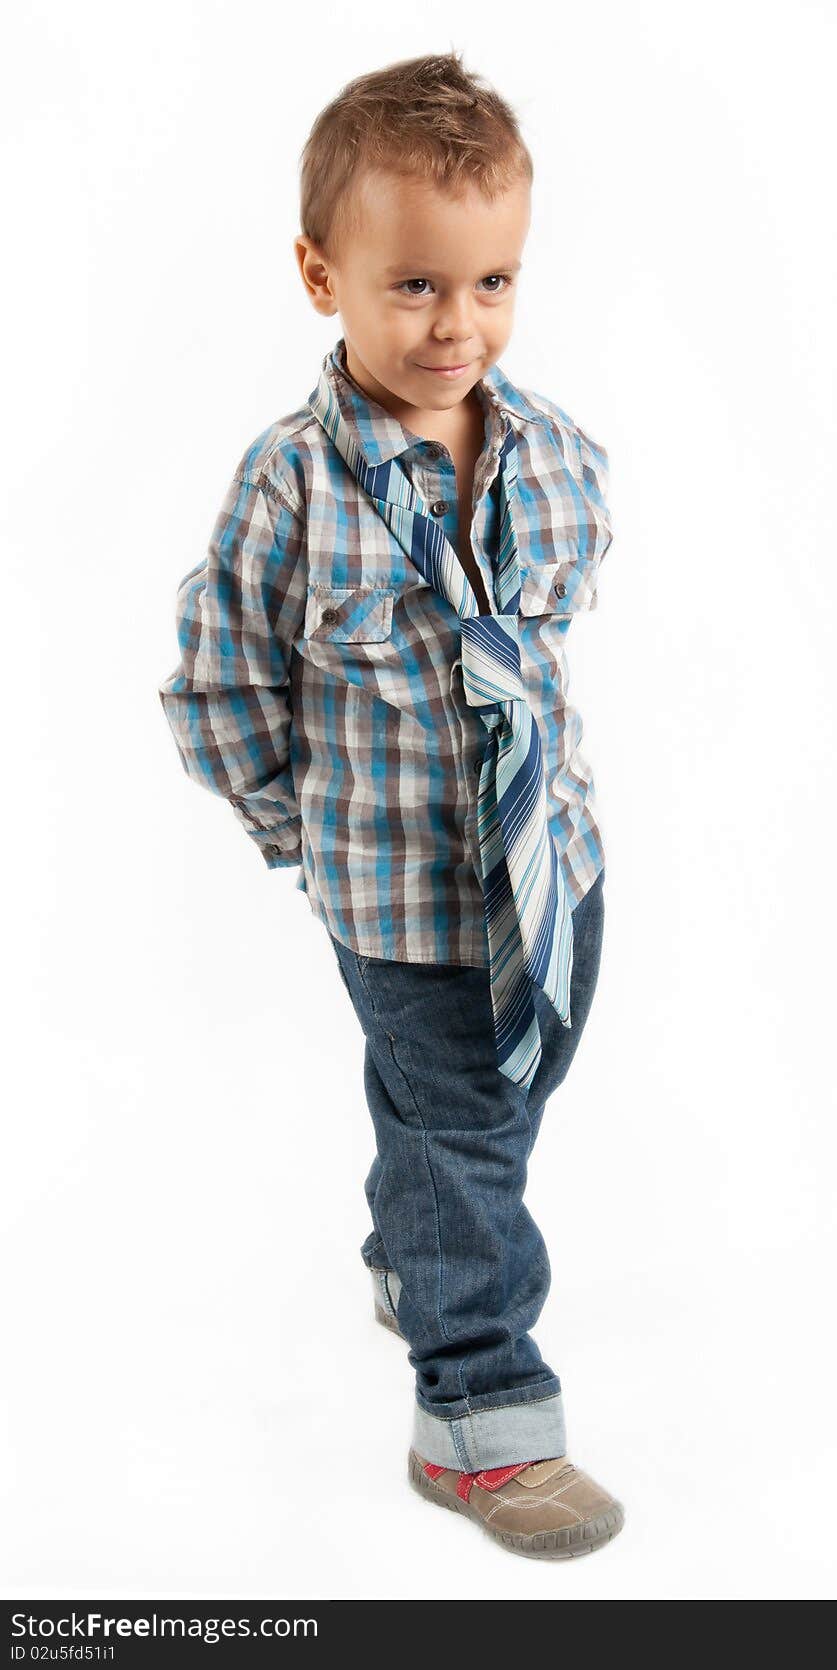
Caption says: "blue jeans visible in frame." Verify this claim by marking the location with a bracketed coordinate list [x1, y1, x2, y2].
[328, 867, 605, 1470]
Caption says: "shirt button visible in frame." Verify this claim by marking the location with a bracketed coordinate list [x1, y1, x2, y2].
[430, 500, 448, 517]
[474, 758, 483, 775]
[554, 579, 567, 598]
[320, 606, 339, 625]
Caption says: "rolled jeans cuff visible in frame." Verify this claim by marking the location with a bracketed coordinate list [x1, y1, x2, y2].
[370, 1265, 402, 1322]
[412, 1388, 567, 1473]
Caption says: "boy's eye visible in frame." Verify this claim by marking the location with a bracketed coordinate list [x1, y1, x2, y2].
[396, 275, 513, 298]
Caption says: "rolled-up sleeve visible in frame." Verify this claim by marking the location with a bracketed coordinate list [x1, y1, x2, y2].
[159, 469, 308, 869]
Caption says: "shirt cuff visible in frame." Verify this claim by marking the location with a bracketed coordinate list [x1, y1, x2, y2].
[229, 800, 302, 869]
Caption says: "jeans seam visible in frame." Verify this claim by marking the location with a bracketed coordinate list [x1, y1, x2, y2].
[451, 1420, 475, 1471]
[365, 1242, 388, 1269]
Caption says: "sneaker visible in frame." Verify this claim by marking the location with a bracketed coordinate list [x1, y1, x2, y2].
[408, 1448, 624, 1559]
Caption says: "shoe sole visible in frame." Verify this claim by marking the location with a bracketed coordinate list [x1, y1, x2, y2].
[408, 1448, 625, 1560]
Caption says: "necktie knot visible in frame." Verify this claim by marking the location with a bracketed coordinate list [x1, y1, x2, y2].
[460, 613, 525, 709]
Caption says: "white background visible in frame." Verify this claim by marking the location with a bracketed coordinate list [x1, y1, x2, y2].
[3, 0, 835, 1603]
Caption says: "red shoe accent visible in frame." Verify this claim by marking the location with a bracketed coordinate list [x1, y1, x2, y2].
[423, 1459, 535, 1501]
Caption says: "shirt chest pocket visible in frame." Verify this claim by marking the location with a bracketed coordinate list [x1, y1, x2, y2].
[518, 552, 600, 618]
[517, 458, 612, 619]
[301, 575, 462, 697]
[304, 583, 396, 643]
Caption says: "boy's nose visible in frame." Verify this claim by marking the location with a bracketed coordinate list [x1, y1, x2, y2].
[429, 312, 476, 342]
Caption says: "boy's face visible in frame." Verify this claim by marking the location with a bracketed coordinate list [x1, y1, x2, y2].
[296, 168, 531, 430]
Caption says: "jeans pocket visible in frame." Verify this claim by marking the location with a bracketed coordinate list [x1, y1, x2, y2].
[356, 951, 393, 972]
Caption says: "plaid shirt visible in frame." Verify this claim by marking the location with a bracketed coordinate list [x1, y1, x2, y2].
[159, 336, 613, 965]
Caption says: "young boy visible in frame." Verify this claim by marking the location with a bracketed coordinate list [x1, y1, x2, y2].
[159, 51, 622, 1560]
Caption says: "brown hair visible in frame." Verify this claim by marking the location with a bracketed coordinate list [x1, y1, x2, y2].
[298, 50, 533, 264]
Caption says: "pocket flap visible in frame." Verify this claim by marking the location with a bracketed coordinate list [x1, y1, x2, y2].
[304, 584, 395, 642]
[518, 556, 599, 617]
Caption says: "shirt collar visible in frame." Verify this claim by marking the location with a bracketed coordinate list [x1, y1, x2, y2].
[308, 335, 549, 469]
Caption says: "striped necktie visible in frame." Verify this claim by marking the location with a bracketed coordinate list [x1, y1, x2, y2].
[310, 387, 574, 1091]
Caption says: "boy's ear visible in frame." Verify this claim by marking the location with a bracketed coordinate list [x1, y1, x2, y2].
[293, 235, 339, 316]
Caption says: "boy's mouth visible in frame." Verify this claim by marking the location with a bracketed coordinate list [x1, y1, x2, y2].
[417, 361, 473, 379]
